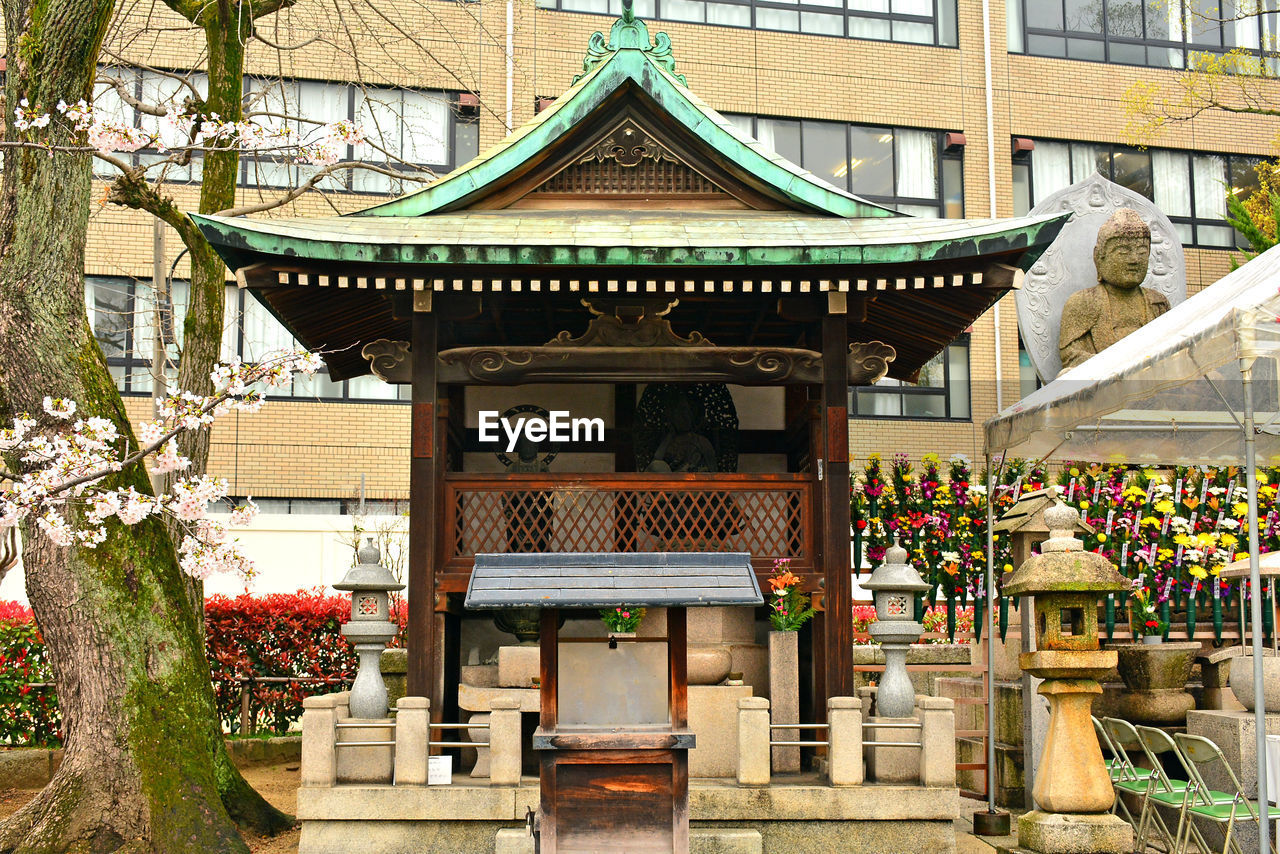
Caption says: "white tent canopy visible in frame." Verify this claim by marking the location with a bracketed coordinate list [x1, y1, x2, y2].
[985, 242, 1280, 465]
[984, 243, 1280, 853]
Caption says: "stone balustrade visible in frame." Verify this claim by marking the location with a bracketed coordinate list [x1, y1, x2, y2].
[300, 691, 525, 787]
[735, 694, 955, 788]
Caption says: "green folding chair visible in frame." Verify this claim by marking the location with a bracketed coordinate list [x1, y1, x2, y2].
[1173, 732, 1280, 854]
[1135, 724, 1223, 854]
[1094, 715, 1125, 783]
[1102, 717, 1158, 831]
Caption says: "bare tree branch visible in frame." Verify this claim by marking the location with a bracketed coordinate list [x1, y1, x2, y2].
[215, 160, 434, 216]
[250, 24, 320, 50]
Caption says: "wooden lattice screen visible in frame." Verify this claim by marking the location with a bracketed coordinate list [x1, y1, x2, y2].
[439, 473, 813, 591]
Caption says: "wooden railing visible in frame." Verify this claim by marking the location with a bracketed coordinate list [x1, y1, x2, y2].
[439, 473, 814, 592]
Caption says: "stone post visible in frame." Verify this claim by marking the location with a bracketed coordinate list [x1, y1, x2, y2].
[827, 696, 863, 787]
[489, 697, 523, 786]
[394, 696, 430, 786]
[301, 693, 340, 787]
[768, 631, 800, 772]
[737, 696, 770, 787]
[918, 696, 956, 787]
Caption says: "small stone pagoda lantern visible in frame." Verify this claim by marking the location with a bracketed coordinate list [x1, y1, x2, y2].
[1002, 502, 1131, 854]
[334, 539, 404, 719]
[864, 538, 930, 718]
[994, 487, 1095, 570]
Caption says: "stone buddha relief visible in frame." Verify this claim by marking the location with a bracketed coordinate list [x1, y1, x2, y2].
[1017, 173, 1186, 383]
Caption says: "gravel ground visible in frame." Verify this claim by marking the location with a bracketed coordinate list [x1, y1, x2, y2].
[0, 762, 302, 854]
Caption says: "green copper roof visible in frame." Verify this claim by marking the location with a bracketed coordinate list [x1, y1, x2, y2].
[191, 210, 1070, 269]
[346, 38, 895, 218]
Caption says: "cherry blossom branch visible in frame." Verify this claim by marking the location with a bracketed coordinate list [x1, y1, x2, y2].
[0, 350, 325, 578]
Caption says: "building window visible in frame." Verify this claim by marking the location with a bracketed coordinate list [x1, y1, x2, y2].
[84, 276, 409, 404]
[850, 335, 971, 419]
[537, 0, 958, 46]
[1012, 138, 1263, 248]
[725, 114, 963, 216]
[224, 497, 406, 515]
[91, 70, 479, 194]
[92, 67, 208, 184]
[1009, 0, 1280, 70]
[243, 79, 480, 194]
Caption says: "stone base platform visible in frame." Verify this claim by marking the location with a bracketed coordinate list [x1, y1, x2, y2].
[298, 774, 960, 854]
[1002, 811, 1131, 854]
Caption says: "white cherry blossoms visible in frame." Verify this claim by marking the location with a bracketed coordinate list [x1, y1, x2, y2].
[14, 97, 369, 166]
[0, 350, 323, 580]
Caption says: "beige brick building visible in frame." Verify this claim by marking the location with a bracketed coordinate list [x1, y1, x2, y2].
[90, 0, 1277, 507]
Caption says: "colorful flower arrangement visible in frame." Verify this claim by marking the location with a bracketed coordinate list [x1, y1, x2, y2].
[1129, 584, 1168, 638]
[600, 606, 645, 633]
[767, 558, 816, 632]
[851, 454, 1280, 641]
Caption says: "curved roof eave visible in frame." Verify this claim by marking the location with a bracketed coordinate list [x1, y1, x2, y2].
[188, 211, 1071, 271]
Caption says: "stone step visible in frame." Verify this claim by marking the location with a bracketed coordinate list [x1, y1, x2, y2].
[494, 827, 763, 854]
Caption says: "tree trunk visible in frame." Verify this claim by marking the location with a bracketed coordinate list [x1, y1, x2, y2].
[0, 1, 248, 851]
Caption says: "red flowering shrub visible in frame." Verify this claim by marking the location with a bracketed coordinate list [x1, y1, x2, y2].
[0, 602, 60, 746]
[206, 588, 389, 733]
[1, 590, 410, 742]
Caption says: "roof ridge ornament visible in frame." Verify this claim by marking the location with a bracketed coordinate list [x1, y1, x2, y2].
[574, 0, 687, 85]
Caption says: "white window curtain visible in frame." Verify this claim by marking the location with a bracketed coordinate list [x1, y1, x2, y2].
[1153, 150, 1192, 217]
[1193, 153, 1227, 218]
[244, 79, 297, 188]
[723, 113, 755, 139]
[400, 90, 450, 166]
[1233, 0, 1262, 47]
[297, 81, 351, 191]
[353, 87, 402, 194]
[895, 129, 936, 199]
[1070, 143, 1101, 182]
[1168, 0, 1185, 64]
[93, 68, 136, 180]
[239, 294, 296, 361]
[221, 286, 239, 363]
[1031, 141, 1071, 205]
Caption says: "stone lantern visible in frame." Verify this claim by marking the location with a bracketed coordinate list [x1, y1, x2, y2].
[1002, 502, 1130, 854]
[863, 538, 930, 718]
[335, 539, 404, 719]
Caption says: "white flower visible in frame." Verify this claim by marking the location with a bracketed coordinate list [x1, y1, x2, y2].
[42, 397, 76, 419]
[36, 509, 74, 546]
[229, 498, 258, 527]
[150, 439, 190, 475]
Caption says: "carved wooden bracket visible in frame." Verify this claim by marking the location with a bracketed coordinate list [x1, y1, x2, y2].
[849, 342, 896, 385]
[549, 299, 708, 348]
[360, 337, 896, 386]
[361, 339, 411, 383]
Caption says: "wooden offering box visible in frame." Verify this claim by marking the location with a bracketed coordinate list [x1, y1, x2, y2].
[466, 552, 762, 854]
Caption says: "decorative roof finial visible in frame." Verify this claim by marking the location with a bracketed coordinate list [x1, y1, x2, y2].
[573, 3, 686, 85]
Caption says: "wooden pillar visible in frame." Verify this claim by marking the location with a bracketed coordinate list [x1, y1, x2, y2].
[408, 300, 440, 710]
[821, 298, 853, 699]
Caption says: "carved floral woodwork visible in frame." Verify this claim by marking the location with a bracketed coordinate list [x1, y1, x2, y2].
[362, 337, 895, 386]
[580, 121, 676, 169]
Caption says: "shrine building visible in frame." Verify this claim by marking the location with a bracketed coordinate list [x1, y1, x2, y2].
[193, 6, 1067, 716]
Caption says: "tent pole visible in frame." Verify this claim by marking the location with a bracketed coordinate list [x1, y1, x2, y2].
[972, 453, 1011, 836]
[1242, 366, 1271, 854]
[986, 454, 997, 816]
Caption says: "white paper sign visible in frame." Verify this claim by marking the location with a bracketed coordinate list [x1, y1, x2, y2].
[428, 755, 453, 785]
